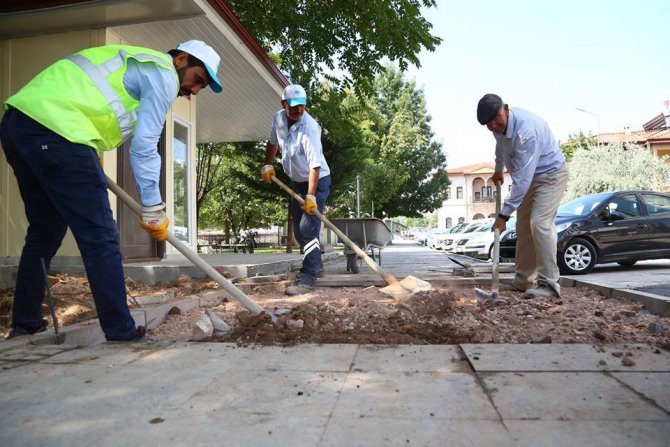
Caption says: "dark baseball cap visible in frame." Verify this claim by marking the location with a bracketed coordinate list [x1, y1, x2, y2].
[477, 93, 503, 125]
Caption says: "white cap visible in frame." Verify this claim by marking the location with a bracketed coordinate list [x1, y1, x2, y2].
[282, 84, 307, 106]
[176, 40, 222, 93]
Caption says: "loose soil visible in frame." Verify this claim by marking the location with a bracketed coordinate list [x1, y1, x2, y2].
[1, 273, 669, 349]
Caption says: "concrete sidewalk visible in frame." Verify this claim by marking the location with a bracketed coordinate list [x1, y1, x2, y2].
[1, 240, 669, 446]
[0, 341, 668, 446]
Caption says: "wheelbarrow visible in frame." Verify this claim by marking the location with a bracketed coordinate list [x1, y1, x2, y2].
[330, 218, 392, 273]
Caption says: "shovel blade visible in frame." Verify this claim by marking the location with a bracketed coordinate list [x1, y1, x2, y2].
[379, 275, 431, 298]
[379, 282, 411, 298]
[398, 275, 431, 292]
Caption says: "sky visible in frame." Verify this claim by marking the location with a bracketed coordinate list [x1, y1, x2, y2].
[404, 0, 670, 169]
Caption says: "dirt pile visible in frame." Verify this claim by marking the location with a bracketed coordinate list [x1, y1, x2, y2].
[2, 274, 669, 348]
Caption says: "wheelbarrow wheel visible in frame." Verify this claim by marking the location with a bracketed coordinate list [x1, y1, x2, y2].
[346, 254, 360, 274]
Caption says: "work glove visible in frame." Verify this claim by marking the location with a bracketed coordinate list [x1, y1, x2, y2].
[260, 164, 275, 183]
[302, 194, 318, 216]
[140, 202, 169, 241]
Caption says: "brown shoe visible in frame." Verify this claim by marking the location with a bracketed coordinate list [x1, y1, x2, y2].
[523, 284, 559, 299]
[285, 281, 315, 296]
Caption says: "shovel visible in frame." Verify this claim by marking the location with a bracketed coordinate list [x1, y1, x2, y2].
[475, 181, 508, 303]
[270, 176, 430, 298]
[106, 177, 265, 317]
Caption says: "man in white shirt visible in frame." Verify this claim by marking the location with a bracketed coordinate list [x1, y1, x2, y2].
[477, 93, 569, 298]
[261, 84, 331, 295]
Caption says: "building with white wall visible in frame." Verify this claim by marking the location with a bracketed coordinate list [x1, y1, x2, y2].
[436, 163, 512, 229]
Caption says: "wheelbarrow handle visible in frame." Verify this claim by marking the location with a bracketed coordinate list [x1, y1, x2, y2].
[271, 176, 398, 286]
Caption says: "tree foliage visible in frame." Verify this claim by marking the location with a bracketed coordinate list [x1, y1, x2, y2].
[196, 142, 285, 240]
[227, 0, 442, 93]
[351, 66, 449, 217]
[195, 71, 448, 229]
[565, 143, 670, 201]
[560, 131, 597, 162]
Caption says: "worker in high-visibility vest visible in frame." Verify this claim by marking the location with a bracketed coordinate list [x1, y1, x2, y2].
[1, 40, 223, 341]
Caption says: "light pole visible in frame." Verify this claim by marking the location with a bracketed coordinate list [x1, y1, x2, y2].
[576, 108, 600, 147]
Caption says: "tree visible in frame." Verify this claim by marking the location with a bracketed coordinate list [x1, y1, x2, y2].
[565, 143, 670, 201]
[227, 0, 441, 93]
[560, 131, 597, 162]
[197, 142, 285, 241]
[352, 66, 449, 217]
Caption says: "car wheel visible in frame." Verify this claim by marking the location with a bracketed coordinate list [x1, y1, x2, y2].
[558, 237, 597, 275]
[617, 260, 637, 267]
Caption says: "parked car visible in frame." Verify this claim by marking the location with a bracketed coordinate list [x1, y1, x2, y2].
[426, 228, 449, 249]
[441, 220, 491, 252]
[434, 222, 470, 250]
[412, 228, 429, 244]
[459, 219, 517, 260]
[426, 223, 469, 250]
[498, 190, 670, 274]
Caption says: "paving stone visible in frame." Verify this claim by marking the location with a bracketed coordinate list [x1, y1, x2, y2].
[182, 368, 347, 418]
[462, 343, 670, 372]
[333, 371, 498, 420]
[612, 372, 670, 413]
[505, 420, 670, 447]
[482, 372, 670, 421]
[352, 345, 471, 373]
[321, 418, 516, 447]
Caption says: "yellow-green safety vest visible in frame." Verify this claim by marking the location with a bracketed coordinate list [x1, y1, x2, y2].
[5, 45, 178, 151]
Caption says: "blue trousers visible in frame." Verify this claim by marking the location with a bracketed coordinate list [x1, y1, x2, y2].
[0, 108, 138, 341]
[291, 175, 331, 286]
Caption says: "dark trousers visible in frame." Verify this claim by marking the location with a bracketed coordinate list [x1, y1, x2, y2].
[291, 175, 331, 286]
[0, 108, 137, 341]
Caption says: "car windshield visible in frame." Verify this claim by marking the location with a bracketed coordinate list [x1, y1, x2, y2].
[557, 192, 610, 217]
[449, 223, 467, 233]
[475, 222, 493, 232]
[463, 223, 482, 233]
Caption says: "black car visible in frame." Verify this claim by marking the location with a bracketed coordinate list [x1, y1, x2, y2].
[498, 190, 670, 275]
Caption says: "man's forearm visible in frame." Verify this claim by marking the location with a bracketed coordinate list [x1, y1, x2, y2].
[265, 142, 279, 165]
[307, 167, 320, 196]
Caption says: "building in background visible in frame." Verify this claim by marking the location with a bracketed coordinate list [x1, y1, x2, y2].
[437, 163, 512, 230]
[599, 103, 670, 160]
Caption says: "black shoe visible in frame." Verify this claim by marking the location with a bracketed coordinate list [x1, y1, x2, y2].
[5, 319, 48, 340]
[130, 325, 155, 343]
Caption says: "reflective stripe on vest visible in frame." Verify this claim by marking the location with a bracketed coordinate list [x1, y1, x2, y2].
[66, 50, 173, 142]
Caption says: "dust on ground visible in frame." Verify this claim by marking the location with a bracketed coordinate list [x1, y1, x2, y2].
[2, 273, 668, 348]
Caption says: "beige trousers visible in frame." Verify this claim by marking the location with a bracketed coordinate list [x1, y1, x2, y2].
[513, 163, 570, 295]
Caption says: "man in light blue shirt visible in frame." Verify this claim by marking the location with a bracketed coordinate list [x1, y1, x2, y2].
[261, 84, 331, 295]
[477, 93, 569, 298]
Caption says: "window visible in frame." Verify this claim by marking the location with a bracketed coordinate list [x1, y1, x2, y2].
[482, 186, 491, 198]
[458, 217, 465, 224]
[173, 119, 192, 244]
[446, 187, 451, 200]
[445, 217, 452, 228]
[608, 194, 640, 218]
[474, 191, 481, 201]
[457, 187, 463, 199]
[641, 193, 670, 215]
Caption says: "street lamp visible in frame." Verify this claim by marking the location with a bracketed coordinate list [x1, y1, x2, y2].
[576, 108, 600, 147]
